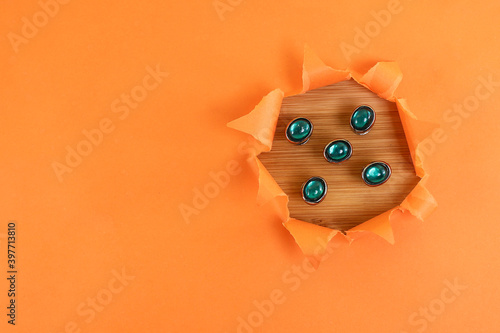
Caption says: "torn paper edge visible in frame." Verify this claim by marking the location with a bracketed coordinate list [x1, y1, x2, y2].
[227, 45, 437, 266]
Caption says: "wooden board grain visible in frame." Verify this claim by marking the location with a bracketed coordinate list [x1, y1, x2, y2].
[258, 80, 420, 231]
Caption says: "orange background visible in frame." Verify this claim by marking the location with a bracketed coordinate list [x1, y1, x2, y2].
[1, 0, 500, 332]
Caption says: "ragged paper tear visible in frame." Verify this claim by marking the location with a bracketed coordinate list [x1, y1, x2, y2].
[227, 89, 284, 153]
[301, 44, 351, 93]
[228, 46, 437, 267]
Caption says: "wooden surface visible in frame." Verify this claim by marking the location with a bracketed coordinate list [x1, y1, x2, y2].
[259, 80, 420, 230]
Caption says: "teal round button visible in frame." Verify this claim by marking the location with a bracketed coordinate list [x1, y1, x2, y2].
[362, 162, 391, 186]
[286, 118, 312, 144]
[350, 105, 375, 134]
[302, 177, 327, 204]
[324, 139, 352, 163]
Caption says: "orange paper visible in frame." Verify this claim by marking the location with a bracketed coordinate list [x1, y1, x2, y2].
[2, 1, 498, 332]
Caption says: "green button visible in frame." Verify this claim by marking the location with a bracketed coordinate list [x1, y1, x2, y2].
[351, 106, 375, 134]
[302, 177, 327, 204]
[286, 118, 312, 144]
[324, 140, 352, 163]
[362, 162, 391, 186]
